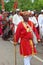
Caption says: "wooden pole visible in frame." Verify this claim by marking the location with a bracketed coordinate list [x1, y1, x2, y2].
[1, 0, 5, 11]
[14, 44, 16, 65]
[10, 41, 17, 65]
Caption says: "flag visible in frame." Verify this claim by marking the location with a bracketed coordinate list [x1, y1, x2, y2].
[13, 1, 18, 9]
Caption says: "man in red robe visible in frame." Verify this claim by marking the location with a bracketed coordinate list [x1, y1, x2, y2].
[14, 12, 40, 65]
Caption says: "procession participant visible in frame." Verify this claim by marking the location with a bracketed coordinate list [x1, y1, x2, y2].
[38, 10, 43, 45]
[28, 11, 40, 41]
[13, 9, 23, 33]
[12, 9, 24, 44]
[33, 12, 39, 33]
[14, 13, 40, 65]
[29, 11, 38, 28]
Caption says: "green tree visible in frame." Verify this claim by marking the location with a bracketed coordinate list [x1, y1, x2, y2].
[0, 0, 43, 11]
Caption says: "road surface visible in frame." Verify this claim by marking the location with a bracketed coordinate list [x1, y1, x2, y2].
[0, 38, 43, 65]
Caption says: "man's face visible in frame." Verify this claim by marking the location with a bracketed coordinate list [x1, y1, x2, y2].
[23, 15, 29, 22]
[16, 11, 20, 15]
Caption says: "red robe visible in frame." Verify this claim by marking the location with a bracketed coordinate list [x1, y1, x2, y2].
[15, 21, 40, 56]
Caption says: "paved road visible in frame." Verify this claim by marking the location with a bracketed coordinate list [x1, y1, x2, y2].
[0, 38, 15, 65]
[0, 38, 43, 65]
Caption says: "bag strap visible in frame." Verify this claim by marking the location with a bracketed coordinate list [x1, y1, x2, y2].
[22, 21, 32, 32]
[22, 21, 37, 37]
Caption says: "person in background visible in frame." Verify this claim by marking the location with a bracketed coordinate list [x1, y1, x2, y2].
[13, 9, 23, 33]
[14, 12, 40, 65]
[34, 12, 39, 34]
[12, 9, 23, 43]
[29, 11, 38, 28]
[29, 11, 40, 41]
[38, 10, 43, 45]
[0, 11, 3, 36]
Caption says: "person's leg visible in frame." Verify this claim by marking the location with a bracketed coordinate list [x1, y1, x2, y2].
[24, 56, 32, 65]
[28, 56, 32, 62]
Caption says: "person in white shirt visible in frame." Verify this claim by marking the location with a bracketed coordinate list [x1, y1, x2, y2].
[13, 9, 23, 33]
[29, 11, 40, 39]
[38, 10, 43, 45]
[29, 11, 38, 28]
[13, 9, 23, 43]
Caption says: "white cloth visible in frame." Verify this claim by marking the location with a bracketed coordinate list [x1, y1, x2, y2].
[13, 14, 23, 33]
[24, 56, 32, 65]
[38, 14, 43, 38]
[29, 16, 38, 27]
[38, 14, 43, 27]
[13, 14, 23, 25]
[14, 25, 17, 33]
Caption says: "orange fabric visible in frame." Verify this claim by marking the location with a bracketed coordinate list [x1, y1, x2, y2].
[13, 2, 18, 9]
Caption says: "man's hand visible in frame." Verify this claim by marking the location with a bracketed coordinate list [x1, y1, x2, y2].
[38, 39, 41, 43]
[14, 42, 17, 46]
[10, 40, 17, 45]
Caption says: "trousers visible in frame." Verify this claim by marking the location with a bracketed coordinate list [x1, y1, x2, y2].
[24, 55, 32, 65]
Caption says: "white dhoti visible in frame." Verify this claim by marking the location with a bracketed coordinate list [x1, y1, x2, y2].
[24, 56, 32, 65]
[39, 26, 43, 38]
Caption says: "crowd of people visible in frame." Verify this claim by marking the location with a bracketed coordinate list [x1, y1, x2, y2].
[0, 10, 14, 40]
[0, 9, 43, 65]
[0, 9, 43, 42]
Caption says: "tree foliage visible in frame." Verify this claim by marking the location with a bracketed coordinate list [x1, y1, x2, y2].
[0, 0, 43, 11]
